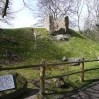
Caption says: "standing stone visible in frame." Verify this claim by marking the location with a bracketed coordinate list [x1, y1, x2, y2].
[44, 15, 69, 35]
[44, 15, 54, 33]
[65, 16, 69, 33]
[54, 16, 69, 34]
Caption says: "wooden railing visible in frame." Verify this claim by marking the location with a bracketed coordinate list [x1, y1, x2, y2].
[0, 58, 99, 96]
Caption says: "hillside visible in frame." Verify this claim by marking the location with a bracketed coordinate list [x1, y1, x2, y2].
[1, 27, 99, 98]
[0, 27, 99, 66]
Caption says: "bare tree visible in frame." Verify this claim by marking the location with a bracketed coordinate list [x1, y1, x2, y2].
[83, 0, 99, 31]
[20, 0, 86, 29]
[35, 0, 76, 22]
[17, 0, 76, 19]
[74, 0, 84, 31]
[0, 0, 15, 27]
[2, 0, 9, 18]
[16, 0, 99, 31]
[0, 0, 27, 27]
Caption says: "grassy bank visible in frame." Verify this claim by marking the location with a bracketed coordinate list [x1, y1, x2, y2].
[0, 27, 99, 98]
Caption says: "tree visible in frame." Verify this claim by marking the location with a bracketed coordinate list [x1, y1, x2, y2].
[83, 0, 99, 32]
[0, 0, 27, 27]
[2, 0, 9, 18]
[74, 0, 84, 31]
[0, 0, 15, 26]
[35, 0, 76, 22]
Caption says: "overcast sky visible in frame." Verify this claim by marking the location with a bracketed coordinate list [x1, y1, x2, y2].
[3, 0, 38, 28]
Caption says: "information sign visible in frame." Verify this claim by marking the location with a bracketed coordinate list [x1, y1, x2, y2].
[0, 74, 15, 91]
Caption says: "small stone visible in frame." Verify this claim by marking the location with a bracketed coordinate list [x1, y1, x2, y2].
[68, 58, 81, 66]
[62, 56, 68, 61]
[53, 78, 65, 88]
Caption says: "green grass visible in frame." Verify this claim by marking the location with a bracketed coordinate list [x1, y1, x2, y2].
[1, 27, 99, 98]
[1, 28, 99, 64]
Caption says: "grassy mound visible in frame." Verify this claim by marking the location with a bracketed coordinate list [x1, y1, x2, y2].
[0, 28, 99, 66]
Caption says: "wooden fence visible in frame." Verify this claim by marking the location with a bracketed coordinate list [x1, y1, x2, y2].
[0, 58, 99, 96]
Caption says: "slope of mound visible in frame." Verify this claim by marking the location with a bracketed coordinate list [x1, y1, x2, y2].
[0, 28, 99, 66]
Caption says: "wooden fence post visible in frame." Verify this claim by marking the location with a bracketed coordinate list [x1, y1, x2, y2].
[40, 60, 46, 96]
[80, 58, 84, 82]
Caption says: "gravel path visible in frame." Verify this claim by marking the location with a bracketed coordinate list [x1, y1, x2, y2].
[65, 81, 99, 99]
[22, 81, 99, 99]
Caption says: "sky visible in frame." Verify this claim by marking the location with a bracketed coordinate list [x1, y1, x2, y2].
[2, 0, 38, 28]
[1, 0, 89, 29]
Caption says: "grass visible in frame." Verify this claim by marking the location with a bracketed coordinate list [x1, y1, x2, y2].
[0, 27, 99, 98]
[1, 28, 99, 64]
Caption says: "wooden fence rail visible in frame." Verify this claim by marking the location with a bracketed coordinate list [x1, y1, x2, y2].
[0, 58, 99, 96]
[0, 59, 99, 71]
[44, 67, 99, 79]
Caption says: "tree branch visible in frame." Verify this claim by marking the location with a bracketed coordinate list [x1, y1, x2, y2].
[2, 0, 9, 18]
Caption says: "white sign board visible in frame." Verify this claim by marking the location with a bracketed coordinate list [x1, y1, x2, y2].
[0, 74, 15, 91]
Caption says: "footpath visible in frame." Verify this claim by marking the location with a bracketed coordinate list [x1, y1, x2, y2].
[65, 81, 99, 99]
[23, 81, 99, 99]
